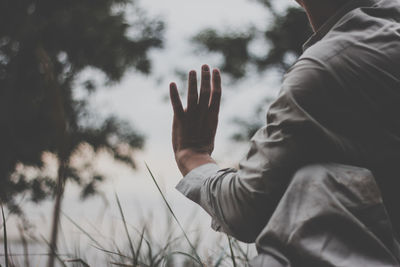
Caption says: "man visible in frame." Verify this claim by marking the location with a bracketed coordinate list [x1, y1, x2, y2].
[170, 0, 400, 265]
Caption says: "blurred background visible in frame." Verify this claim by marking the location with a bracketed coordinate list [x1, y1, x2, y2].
[0, 0, 312, 265]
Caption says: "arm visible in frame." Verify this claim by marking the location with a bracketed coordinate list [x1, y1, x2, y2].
[170, 60, 349, 242]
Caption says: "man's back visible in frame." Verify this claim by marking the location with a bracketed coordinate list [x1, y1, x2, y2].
[288, 0, 400, 234]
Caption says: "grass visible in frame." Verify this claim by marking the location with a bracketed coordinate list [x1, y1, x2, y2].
[1, 204, 9, 267]
[227, 236, 237, 267]
[0, 165, 253, 267]
[145, 162, 203, 266]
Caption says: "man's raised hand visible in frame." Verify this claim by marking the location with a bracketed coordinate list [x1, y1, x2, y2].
[169, 65, 222, 176]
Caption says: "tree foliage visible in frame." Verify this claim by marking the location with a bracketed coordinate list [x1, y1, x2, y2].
[193, 28, 255, 79]
[192, 0, 312, 140]
[0, 0, 164, 211]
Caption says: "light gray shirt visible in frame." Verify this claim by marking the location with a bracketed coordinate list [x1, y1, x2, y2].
[176, 0, 400, 264]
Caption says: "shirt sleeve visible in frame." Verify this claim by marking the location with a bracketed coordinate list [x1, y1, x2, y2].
[175, 58, 357, 243]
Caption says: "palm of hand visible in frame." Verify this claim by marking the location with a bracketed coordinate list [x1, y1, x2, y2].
[170, 65, 222, 157]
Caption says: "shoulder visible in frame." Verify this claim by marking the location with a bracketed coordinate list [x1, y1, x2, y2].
[266, 59, 335, 133]
[302, 2, 400, 66]
[274, 58, 346, 136]
[281, 58, 336, 107]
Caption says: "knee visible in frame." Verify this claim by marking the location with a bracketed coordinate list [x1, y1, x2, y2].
[289, 163, 379, 203]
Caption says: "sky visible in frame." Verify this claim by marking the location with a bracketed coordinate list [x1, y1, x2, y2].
[5, 0, 298, 264]
[79, 0, 295, 200]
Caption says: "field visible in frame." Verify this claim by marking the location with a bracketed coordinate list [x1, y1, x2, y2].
[1, 166, 255, 267]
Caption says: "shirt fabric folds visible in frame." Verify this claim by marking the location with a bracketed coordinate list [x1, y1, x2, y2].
[176, 0, 400, 265]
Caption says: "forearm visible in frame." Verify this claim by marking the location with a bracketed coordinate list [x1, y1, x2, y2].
[175, 124, 308, 242]
[175, 149, 217, 176]
[176, 164, 276, 243]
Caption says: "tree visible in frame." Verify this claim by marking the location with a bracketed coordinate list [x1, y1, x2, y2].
[0, 0, 164, 211]
[1, 1, 164, 264]
[192, 0, 312, 140]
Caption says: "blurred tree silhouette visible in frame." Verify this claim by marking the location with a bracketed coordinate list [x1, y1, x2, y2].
[0, 0, 164, 212]
[192, 1, 312, 141]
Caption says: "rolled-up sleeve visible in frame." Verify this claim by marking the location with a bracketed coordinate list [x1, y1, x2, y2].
[176, 163, 221, 204]
[176, 59, 357, 243]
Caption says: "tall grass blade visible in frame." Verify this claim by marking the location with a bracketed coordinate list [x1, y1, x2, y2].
[62, 212, 103, 249]
[115, 193, 137, 264]
[133, 227, 145, 266]
[110, 262, 134, 267]
[91, 245, 133, 261]
[65, 258, 90, 267]
[145, 163, 203, 266]
[213, 249, 227, 267]
[227, 235, 237, 267]
[232, 238, 250, 264]
[147, 233, 187, 267]
[163, 251, 202, 267]
[1, 204, 9, 267]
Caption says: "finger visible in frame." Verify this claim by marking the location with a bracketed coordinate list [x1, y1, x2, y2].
[172, 115, 180, 152]
[209, 69, 222, 113]
[205, 69, 222, 142]
[187, 70, 198, 112]
[169, 83, 184, 120]
[198, 65, 211, 112]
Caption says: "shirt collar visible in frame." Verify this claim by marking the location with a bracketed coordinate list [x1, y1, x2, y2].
[302, 0, 379, 51]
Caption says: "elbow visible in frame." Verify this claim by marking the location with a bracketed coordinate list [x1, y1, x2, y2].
[207, 176, 272, 243]
[221, 213, 267, 243]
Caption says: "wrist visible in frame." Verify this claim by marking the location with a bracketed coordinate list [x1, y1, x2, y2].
[175, 149, 216, 176]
